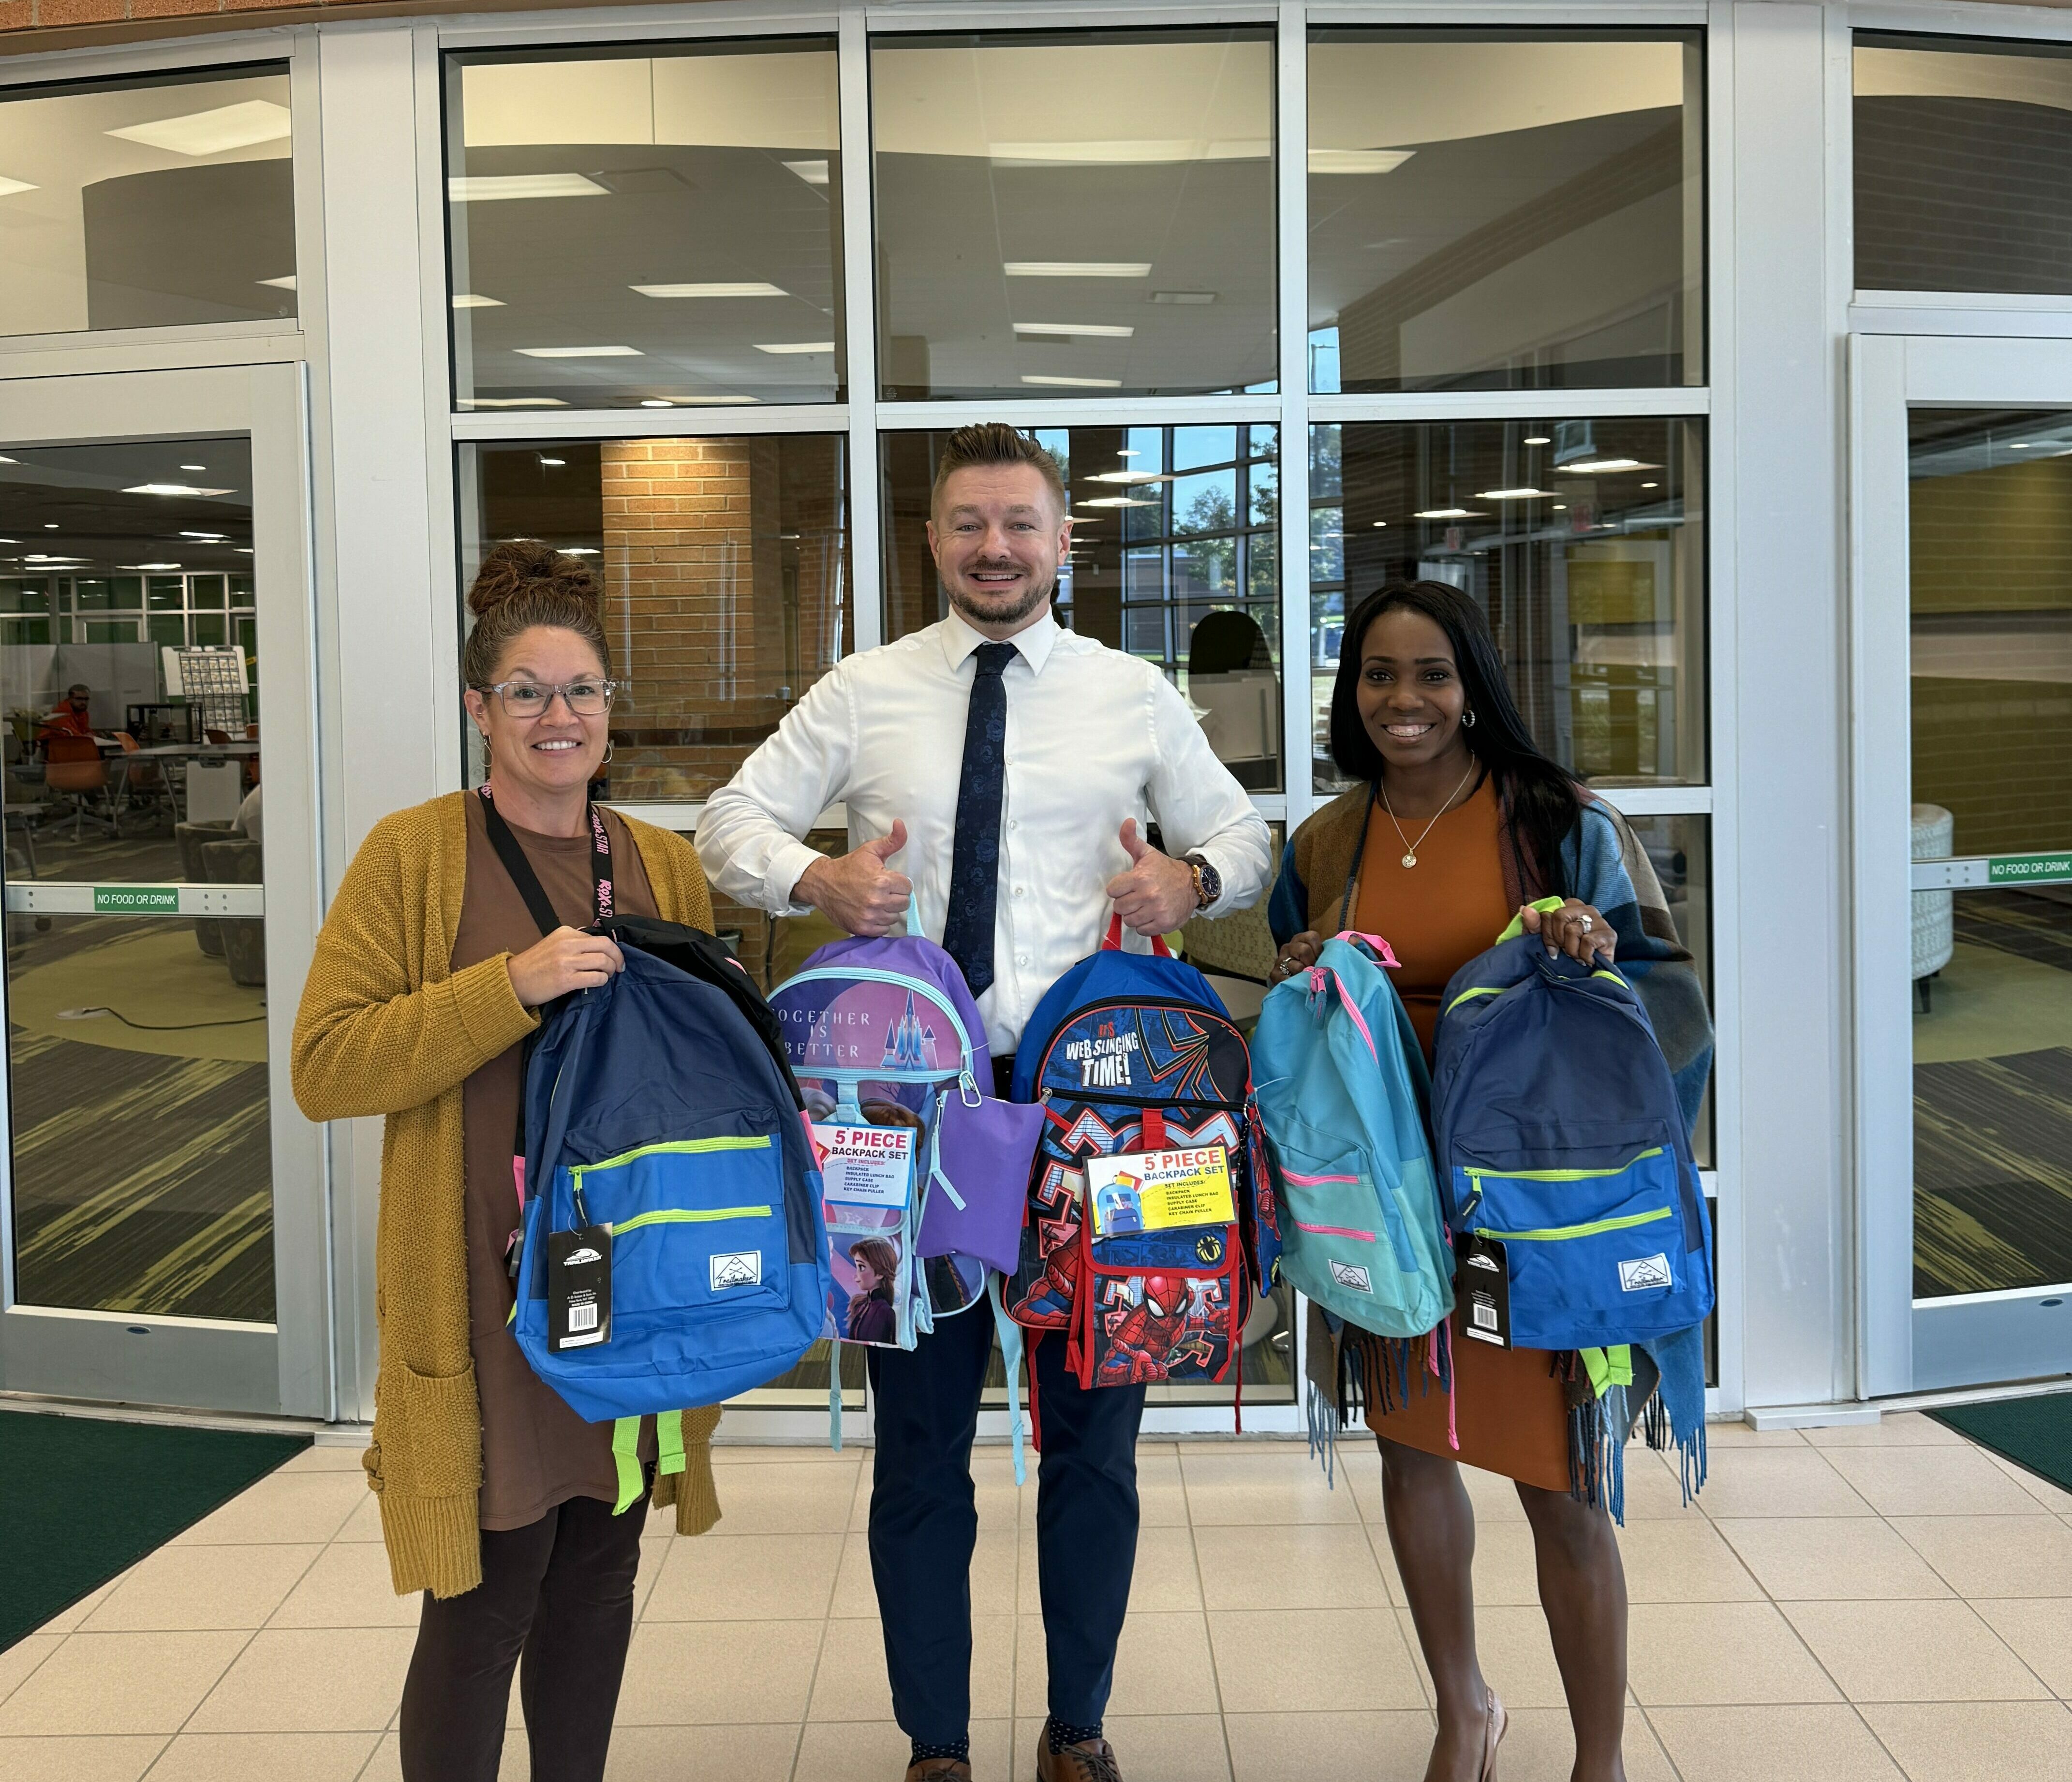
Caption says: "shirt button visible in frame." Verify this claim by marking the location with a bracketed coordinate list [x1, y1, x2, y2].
[1007, 819, 1019, 831]
[1016, 953, 1030, 966]
[1013, 886, 1025, 898]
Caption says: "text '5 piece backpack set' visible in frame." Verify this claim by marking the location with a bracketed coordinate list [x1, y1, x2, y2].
[505, 891, 1710, 1517]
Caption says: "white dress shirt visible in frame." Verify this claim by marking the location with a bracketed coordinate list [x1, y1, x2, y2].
[697, 610, 1273, 1056]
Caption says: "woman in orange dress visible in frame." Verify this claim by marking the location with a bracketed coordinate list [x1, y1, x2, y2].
[1268, 581, 1711, 1782]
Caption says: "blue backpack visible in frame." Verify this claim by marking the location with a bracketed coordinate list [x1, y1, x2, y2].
[1006, 920, 1263, 1393]
[1252, 932, 1454, 1337]
[1431, 908, 1715, 1351]
[514, 917, 833, 1470]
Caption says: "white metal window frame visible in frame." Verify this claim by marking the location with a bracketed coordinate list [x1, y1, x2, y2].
[418, 0, 1731, 1430]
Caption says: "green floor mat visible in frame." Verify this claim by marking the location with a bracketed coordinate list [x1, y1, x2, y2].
[0, 1408, 308, 1650]
[1930, 1391, 2072, 1496]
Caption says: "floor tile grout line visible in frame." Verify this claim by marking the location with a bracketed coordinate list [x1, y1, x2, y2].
[1632, 1703, 1689, 1782]
[785, 1490, 851, 1782]
[1183, 1492, 1239, 1782]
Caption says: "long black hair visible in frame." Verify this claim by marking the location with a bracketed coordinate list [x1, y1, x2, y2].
[1328, 580, 1584, 898]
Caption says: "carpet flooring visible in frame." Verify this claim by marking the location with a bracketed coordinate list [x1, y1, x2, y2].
[0, 1409, 306, 1652]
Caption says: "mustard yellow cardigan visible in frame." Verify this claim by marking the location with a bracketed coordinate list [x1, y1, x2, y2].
[292, 789, 724, 1599]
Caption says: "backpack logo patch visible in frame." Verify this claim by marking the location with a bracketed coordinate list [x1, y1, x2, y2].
[562, 1246, 602, 1267]
[1618, 1253, 1672, 1293]
[1329, 1259, 1374, 1295]
[1195, 1232, 1225, 1265]
[711, 1251, 763, 1292]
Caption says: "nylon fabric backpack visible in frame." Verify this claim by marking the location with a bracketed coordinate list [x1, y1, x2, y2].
[1431, 902, 1715, 1351]
[512, 916, 833, 1507]
[1006, 918, 1261, 1394]
[1252, 932, 1454, 1337]
[770, 909, 1031, 1472]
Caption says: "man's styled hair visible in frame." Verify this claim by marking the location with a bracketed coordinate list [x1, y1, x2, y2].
[929, 422, 1068, 518]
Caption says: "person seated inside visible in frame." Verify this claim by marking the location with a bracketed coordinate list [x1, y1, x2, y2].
[39, 685, 96, 746]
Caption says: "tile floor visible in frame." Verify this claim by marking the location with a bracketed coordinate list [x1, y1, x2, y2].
[3, 1414, 2071, 1781]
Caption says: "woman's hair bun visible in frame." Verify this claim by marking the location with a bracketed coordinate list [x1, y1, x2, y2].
[466, 538, 600, 620]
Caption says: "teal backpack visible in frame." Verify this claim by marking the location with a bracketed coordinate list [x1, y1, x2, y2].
[1251, 932, 1454, 1337]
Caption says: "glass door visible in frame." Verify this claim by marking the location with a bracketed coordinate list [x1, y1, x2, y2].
[1855, 334, 2072, 1395]
[0, 364, 325, 1416]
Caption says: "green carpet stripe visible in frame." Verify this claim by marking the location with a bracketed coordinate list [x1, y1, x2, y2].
[1929, 1391, 2072, 1497]
[0, 1409, 309, 1651]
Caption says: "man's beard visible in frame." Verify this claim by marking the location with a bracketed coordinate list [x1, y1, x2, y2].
[946, 572, 1054, 630]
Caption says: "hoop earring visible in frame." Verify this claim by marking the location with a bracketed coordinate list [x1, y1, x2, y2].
[601, 739, 615, 766]
[1460, 709, 1477, 728]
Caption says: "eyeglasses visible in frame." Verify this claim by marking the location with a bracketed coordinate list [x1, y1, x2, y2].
[474, 677, 619, 719]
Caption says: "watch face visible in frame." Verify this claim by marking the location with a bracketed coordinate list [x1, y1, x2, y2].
[1194, 859, 1222, 905]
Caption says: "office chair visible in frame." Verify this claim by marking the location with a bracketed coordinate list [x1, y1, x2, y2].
[42, 735, 120, 839]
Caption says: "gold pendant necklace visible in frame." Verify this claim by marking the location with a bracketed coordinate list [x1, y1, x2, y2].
[1381, 760, 1479, 869]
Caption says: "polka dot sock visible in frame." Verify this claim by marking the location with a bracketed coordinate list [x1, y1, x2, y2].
[1047, 1718, 1104, 1754]
[910, 1737, 970, 1769]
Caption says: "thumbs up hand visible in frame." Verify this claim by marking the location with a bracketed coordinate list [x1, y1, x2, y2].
[797, 819, 914, 937]
[1105, 818, 1198, 937]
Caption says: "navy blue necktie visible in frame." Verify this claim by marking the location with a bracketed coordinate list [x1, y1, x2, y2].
[941, 642, 1016, 997]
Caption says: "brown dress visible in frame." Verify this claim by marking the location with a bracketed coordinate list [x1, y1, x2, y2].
[1349, 776, 1573, 1492]
[452, 794, 660, 1531]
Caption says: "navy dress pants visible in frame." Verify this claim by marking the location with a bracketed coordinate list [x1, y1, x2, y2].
[865, 1297, 1146, 1744]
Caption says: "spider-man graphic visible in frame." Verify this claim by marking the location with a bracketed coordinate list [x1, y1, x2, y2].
[1095, 1273, 1222, 1385]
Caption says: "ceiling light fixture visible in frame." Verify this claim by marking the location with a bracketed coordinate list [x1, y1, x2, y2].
[1087, 470, 1167, 485]
[633, 282, 789, 298]
[1005, 262, 1151, 279]
[179, 531, 229, 541]
[1413, 507, 1482, 520]
[448, 173, 609, 203]
[1475, 488, 1553, 501]
[256, 275, 296, 291]
[559, 547, 601, 556]
[123, 483, 232, 497]
[1306, 147, 1416, 176]
[236, 547, 254, 554]
[754, 341, 834, 354]
[515, 345, 641, 358]
[1021, 374, 1122, 389]
[1012, 322, 1135, 338]
[452, 293, 504, 309]
[1523, 436, 1551, 446]
[1559, 457, 1654, 474]
[1372, 520, 1388, 528]
[122, 562, 183, 571]
[179, 463, 205, 471]
[538, 457, 565, 467]
[1641, 481, 1659, 489]
[639, 399, 675, 408]
[108, 99, 291, 157]
[783, 159, 829, 186]
[1080, 496, 1154, 507]
[456, 397, 568, 408]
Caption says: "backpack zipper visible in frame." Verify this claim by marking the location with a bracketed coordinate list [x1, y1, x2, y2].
[1463, 1146, 1664, 1189]
[1032, 998, 1247, 1106]
[1474, 1205, 1673, 1243]
[573, 1133, 772, 1184]
[615, 1205, 773, 1234]
[778, 967, 980, 1099]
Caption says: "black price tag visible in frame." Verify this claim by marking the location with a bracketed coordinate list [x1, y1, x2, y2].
[1454, 1231, 1510, 1349]
[548, 1224, 613, 1352]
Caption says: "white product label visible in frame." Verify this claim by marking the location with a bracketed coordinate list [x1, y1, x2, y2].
[1618, 1253, 1672, 1292]
[711, 1250, 764, 1291]
[812, 1122, 916, 1209]
[1328, 1259, 1374, 1295]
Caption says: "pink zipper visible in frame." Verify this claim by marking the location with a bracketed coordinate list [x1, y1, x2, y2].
[1294, 1218, 1377, 1242]
[1282, 1168, 1361, 1186]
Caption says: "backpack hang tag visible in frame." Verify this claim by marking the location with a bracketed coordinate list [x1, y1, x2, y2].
[548, 1224, 613, 1352]
[1454, 1231, 1510, 1348]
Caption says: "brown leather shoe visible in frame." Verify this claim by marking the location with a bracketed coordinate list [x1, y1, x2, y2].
[904, 1760, 972, 1782]
[1035, 1733, 1122, 1782]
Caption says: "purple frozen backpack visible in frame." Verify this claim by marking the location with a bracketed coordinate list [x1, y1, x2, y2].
[769, 908, 1041, 1467]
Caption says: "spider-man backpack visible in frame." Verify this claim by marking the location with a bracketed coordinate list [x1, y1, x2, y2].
[1004, 919, 1275, 1395]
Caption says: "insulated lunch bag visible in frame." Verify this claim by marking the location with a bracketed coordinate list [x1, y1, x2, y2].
[1430, 905, 1715, 1352]
[1006, 919, 1261, 1390]
[1252, 932, 1454, 1337]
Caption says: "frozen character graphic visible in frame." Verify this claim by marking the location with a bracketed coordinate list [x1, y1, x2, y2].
[1095, 1273, 1220, 1385]
[880, 990, 942, 1074]
[846, 1238, 900, 1344]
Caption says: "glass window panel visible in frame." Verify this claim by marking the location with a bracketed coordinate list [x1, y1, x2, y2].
[1308, 30, 1704, 393]
[0, 68, 295, 339]
[190, 613, 225, 647]
[1907, 410, 2072, 1299]
[147, 615, 186, 649]
[1312, 417, 1706, 794]
[0, 580, 50, 614]
[190, 575, 226, 610]
[235, 616, 257, 659]
[109, 576, 142, 610]
[445, 40, 844, 412]
[2, 617, 51, 645]
[1620, 813, 1714, 1169]
[146, 577, 184, 611]
[459, 435, 852, 802]
[1856, 34, 2072, 295]
[229, 574, 254, 605]
[882, 424, 1282, 791]
[871, 29, 1278, 399]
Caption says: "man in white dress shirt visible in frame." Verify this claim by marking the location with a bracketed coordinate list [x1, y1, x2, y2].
[699, 424, 1270, 1782]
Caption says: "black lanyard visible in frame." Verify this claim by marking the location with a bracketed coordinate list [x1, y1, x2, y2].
[477, 784, 615, 939]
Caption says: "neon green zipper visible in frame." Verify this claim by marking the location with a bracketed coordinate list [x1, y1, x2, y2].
[614, 1205, 772, 1235]
[573, 1134, 772, 1183]
[1476, 1206, 1673, 1243]
[1464, 1146, 1663, 1188]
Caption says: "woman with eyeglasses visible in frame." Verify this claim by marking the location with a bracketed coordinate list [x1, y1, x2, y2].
[293, 540, 723, 1782]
